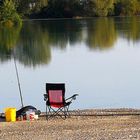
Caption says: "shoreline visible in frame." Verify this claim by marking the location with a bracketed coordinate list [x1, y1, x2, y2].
[40, 108, 140, 117]
[0, 108, 140, 140]
[23, 15, 140, 21]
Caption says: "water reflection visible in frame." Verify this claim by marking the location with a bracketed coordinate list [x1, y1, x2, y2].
[0, 17, 140, 66]
[41, 20, 83, 47]
[86, 18, 117, 50]
[0, 25, 21, 62]
[15, 21, 51, 67]
[115, 17, 140, 42]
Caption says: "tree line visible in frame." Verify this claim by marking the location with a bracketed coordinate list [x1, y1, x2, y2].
[0, 0, 140, 25]
[16, 0, 140, 18]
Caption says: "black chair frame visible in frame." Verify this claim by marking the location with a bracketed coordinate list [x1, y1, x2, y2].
[44, 83, 78, 120]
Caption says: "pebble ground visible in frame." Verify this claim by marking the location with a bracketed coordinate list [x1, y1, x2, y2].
[0, 110, 140, 140]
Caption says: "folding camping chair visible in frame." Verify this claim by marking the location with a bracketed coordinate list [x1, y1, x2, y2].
[44, 83, 78, 119]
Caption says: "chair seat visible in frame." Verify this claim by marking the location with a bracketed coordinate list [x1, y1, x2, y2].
[46, 101, 71, 108]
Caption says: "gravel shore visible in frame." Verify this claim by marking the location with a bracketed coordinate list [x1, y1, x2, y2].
[0, 109, 140, 140]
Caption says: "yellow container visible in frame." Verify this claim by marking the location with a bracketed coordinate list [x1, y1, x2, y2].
[5, 108, 16, 122]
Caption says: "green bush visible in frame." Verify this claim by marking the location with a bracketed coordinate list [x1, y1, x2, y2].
[0, 0, 22, 26]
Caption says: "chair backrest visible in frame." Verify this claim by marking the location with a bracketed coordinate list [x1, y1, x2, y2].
[46, 83, 65, 107]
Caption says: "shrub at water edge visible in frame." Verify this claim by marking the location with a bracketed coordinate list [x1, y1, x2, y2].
[0, 0, 22, 27]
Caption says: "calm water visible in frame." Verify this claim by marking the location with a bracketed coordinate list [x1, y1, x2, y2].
[0, 17, 140, 112]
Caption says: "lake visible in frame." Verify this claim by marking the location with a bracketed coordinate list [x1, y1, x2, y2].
[0, 17, 140, 112]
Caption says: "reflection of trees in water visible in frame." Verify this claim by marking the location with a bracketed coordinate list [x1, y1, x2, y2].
[115, 17, 140, 42]
[15, 20, 83, 67]
[1, 18, 140, 66]
[0, 25, 21, 62]
[16, 21, 51, 67]
[43, 19, 83, 47]
[86, 18, 117, 50]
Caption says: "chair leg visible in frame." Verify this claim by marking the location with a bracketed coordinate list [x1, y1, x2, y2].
[46, 105, 48, 120]
[45, 106, 71, 120]
[52, 107, 65, 119]
[64, 107, 67, 119]
[67, 105, 70, 116]
[64, 105, 70, 117]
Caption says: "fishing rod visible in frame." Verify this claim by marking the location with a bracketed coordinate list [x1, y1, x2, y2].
[13, 54, 24, 108]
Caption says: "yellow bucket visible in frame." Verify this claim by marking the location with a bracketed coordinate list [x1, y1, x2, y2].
[5, 108, 16, 122]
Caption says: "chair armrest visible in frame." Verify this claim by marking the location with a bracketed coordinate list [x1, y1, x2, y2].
[44, 94, 48, 101]
[65, 94, 79, 101]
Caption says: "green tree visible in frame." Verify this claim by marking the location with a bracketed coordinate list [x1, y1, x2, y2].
[80, 0, 115, 17]
[94, 0, 114, 16]
[40, 0, 83, 18]
[0, 0, 22, 26]
[45, 0, 66, 17]
[16, 0, 48, 17]
[114, 0, 139, 16]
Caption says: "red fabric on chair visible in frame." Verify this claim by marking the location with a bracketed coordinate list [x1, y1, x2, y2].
[48, 90, 64, 108]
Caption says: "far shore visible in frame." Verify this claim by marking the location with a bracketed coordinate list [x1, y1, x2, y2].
[23, 15, 140, 21]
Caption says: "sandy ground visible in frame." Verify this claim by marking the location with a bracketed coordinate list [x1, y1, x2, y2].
[0, 109, 140, 140]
